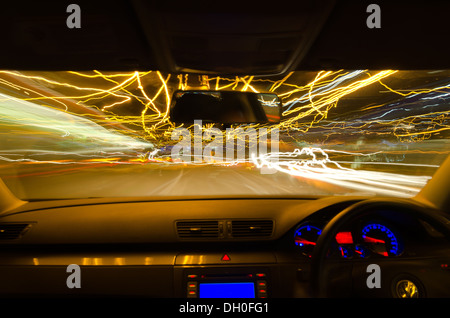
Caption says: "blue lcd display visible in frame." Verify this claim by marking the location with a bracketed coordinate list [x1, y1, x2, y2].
[199, 282, 255, 298]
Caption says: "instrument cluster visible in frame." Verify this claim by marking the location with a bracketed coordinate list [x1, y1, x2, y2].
[294, 220, 404, 259]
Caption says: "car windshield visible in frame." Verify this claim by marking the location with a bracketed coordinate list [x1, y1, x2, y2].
[0, 70, 449, 200]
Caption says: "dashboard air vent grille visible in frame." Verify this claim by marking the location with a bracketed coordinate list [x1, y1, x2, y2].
[231, 220, 273, 238]
[0, 223, 31, 240]
[177, 221, 220, 238]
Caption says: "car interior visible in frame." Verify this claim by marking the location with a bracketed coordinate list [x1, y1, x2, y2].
[0, 0, 449, 303]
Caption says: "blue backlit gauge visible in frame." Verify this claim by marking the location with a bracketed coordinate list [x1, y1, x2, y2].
[361, 223, 403, 257]
[354, 244, 371, 258]
[338, 246, 353, 259]
[294, 224, 322, 257]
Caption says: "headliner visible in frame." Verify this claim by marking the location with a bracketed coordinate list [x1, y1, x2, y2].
[0, 0, 449, 74]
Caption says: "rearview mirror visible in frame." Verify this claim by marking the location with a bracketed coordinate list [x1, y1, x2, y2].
[169, 90, 282, 124]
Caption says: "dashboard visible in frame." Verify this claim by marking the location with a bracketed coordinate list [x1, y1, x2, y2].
[0, 195, 449, 298]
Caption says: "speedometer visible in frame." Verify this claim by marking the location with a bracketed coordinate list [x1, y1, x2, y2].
[361, 223, 403, 257]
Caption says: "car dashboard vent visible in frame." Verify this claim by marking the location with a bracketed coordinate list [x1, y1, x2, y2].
[230, 220, 273, 238]
[0, 223, 32, 240]
[176, 219, 274, 240]
[176, 220, 220, 239]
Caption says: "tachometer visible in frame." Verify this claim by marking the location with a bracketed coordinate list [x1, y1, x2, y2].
[361, 223, 403, 257]
[294, 224, 322, 257]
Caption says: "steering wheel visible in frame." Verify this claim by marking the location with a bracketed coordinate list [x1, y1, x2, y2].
[309, 198, 450, 298]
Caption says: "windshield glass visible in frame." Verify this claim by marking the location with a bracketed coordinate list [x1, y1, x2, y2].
[0, 70, 449, 200]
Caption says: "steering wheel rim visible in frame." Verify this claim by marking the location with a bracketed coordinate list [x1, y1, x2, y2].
[309, 198, 450, 298]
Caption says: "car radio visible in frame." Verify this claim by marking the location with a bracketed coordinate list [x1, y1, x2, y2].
[182, 269, 269, 298]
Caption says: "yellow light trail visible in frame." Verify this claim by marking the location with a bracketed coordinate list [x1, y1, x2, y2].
[0, 69, 448, 197]
[4, 68, 448, 150]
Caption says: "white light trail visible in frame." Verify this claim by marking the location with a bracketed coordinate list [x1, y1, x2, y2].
[252, 147, 431, 198]
[0, 92, 153, 152]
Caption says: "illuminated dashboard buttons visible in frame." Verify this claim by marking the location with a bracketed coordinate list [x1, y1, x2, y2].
[256, 280, 267, 298]
[187, 281, 198, 298]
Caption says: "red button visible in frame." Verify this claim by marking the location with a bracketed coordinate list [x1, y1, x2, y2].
[221, 254, 231, 261]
